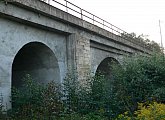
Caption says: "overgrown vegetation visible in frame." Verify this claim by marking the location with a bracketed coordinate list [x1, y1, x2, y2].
[116, 102, 165, 120]
[1, 53, 165, 119]
[121, 32, 162, 52]
[111, 53, 165, 114]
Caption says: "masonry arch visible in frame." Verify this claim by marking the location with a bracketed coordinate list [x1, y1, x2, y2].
[12, 42, 60, 88]
[95, 57, 119, 80]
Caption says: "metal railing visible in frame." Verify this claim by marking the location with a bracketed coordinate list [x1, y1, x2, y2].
[41, 0, 151, 50]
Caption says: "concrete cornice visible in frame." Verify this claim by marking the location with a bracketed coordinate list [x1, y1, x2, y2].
[3, 0, 152, 54]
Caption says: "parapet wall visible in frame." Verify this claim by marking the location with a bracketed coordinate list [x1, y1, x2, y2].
[4, 0, 152, 54]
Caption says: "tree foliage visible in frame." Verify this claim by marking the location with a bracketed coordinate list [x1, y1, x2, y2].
[116, 102, 165, 120]
[1, 53, 165, 119]
[121, 32, 161, 52]
[112, 53, 165, 114]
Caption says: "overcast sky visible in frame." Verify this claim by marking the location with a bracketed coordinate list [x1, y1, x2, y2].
[51, 0, 165, 47]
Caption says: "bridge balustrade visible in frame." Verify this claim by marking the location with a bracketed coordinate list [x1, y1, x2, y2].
[40, 0, 152, 50]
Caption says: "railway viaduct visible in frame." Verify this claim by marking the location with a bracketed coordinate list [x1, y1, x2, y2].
[0, 0, 151, 108]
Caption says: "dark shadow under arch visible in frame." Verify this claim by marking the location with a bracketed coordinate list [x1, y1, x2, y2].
[12, 42, 60, 88]
[96, 57, 119, 80]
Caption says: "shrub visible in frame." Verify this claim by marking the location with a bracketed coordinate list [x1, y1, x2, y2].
[116, 102, 165, 120]
[6, 72, 112, 119]
[0, 93, 7, 120]
[59, 113, 108, 120]
[1, 53, 165, 119]
[10, 74, 63, 119]
[135, 102, 165, 120]
[62, 72, 107, 115]
[111, 53, 165, 114]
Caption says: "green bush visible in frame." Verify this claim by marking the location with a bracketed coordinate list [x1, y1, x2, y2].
[111, 53, 165, 114]
[1, 53, 165, 119]
[62, 72, 107, 115]
[0, 93, 7, 120]
[62, 71, 120, 119]
[135, 102, 165, 120]
[59, 113, 108, 120]
[9, 74, 63, 119]
[6, 72, 115, 119]
[116, 102, 165, 120]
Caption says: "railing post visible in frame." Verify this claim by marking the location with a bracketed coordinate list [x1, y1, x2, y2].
[66, 0, 68, 12]
[117, 29, 119, 35]
[111, 25, 113, 33]
[103, 20, 104, 28]
[80, 9, 83, 19]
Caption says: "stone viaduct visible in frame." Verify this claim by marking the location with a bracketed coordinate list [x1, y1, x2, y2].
[0, 0, 151, 108]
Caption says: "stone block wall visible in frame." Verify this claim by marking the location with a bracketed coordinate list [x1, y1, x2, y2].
[67, 34, 91, 84]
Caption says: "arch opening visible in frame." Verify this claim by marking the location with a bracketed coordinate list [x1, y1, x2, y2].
[95, 57, 119, 80]
[12, 42, 60, 88]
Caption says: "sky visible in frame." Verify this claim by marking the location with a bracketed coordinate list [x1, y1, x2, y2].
[50, 0, 165, 47]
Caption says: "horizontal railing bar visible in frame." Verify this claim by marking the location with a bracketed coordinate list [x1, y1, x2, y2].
[50, 0, 128, 35]
[51, 0, 66, 8]
[41, 0, 151, 50]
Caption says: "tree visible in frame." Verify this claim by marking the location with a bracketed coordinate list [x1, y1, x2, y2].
[111, 53, 165, 114]
[120, 32, 161, 52]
